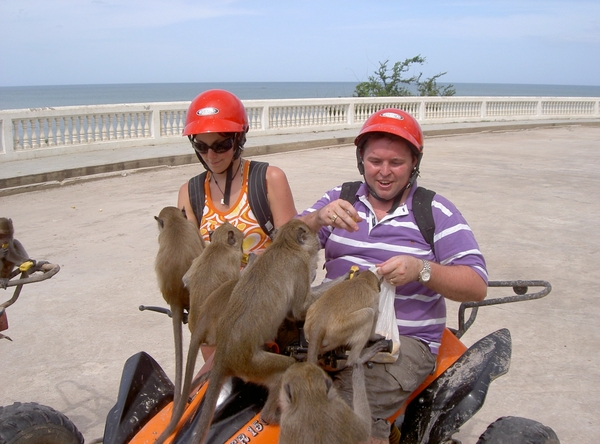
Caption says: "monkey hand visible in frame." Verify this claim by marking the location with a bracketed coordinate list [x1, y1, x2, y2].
[0, 245, 8, 258]
[358, 339, 393, 365]
[0, 278, 8, 290]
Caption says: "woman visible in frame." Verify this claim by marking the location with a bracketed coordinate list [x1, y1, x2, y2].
[178, 89, 297, 361]
[177, 89, 297, 254]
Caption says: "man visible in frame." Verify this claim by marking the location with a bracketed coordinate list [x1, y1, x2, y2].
[298, 108, 487, 444]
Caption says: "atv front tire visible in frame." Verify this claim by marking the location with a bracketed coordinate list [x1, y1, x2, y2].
[0, 402, 84, 444]
[476, 416, 560, 444]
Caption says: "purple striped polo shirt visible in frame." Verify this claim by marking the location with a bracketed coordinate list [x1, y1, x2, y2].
[299, 182, 488, 355]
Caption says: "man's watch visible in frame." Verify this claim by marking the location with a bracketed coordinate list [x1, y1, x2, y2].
[418, 260, 431, 283]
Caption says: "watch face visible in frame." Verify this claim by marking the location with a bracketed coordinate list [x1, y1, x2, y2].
[421, 271, 431, 282]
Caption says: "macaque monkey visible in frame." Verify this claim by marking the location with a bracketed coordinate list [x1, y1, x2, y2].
[154, 206, 205, 422]
[174, 219, 321, 444]
[304, 269, 381, 367]
[183, 222, 244, 334]
[278, 341, 388, 444]
[159, 223, 244, 440]
[0, 218, 31, 289]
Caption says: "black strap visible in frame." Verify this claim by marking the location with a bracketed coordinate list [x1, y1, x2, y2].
[188, 171, 208, 223]
[247, 161, 274, 237]
[412, 187, 436, 251]
[340, 181, 362, 203]
[339, 181, 436, 250]
[187, 161, 275, 238]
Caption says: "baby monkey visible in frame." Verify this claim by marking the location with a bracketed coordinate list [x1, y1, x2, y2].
[0, 218, 32, 289]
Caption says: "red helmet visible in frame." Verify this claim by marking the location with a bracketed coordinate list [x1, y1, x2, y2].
[354, 108, 423, 154]
[183, 89, 249, 136]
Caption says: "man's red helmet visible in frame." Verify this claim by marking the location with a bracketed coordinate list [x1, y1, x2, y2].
[354, 108, 423, 155]
[354, 109, 424, 212]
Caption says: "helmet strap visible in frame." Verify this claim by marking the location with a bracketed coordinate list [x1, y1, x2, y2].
[362, 153, 422, 214]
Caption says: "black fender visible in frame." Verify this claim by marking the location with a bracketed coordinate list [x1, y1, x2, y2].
[400, 328, 512, 444]
[103, 351, 175, 444]
[172, 377, 268, 443]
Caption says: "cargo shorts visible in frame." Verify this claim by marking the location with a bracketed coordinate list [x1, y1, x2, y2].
[331, 335, 436, 440]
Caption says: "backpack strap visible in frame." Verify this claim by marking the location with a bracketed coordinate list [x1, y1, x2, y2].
[412, 186, 436, 251]
[188, 171, 208, 223]
[340, 181, 363, 203]
[187, 161, 275, 238]
[247, 161, 275, 238]
[339, 181, 436, 251]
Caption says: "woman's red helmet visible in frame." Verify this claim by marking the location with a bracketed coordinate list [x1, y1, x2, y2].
[183, 89, 249, 137]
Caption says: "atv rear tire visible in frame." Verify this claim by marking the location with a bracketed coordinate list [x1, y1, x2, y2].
[476, 416, 560, 444]
[0, 402, 84, 444]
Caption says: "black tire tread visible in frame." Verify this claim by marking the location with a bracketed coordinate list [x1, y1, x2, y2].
[0, 402, 84, 444]
[476, 416, 560, 444]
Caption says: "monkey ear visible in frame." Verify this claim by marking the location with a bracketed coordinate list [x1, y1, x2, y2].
[154, 216, 164, 229]
[296, 226, 308, 245]
[283, 382, 294, 404]
[227, 230, 236, 246]
[324, 377, 335, 400]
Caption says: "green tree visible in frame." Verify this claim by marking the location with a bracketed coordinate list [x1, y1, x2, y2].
[416, 72, 456, 96]
[354, 55, 455, 97]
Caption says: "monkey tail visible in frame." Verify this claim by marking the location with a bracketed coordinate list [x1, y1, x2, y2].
[152, 306, 184, 444]
[188, 359, 227, 444]
[155, 321, 205, 444]
[306, 328, 325, 365]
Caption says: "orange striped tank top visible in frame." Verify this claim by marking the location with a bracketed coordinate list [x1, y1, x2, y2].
[199, 160, 272, 255]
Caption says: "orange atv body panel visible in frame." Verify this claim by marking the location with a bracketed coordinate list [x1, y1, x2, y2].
[130, 328, 466, 443]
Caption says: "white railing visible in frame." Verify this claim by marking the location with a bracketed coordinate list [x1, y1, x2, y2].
[1, 96, 598, 161]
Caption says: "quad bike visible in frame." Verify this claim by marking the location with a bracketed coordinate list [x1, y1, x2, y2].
[0, 262, 85, 444]
[102, 279, 560, 444]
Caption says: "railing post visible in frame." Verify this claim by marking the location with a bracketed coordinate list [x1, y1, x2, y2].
[348, 102, 355, 125]
[152, 105, 161, 141]
[261, 105, 269, 131]
[418, 100, 426, 121]
[0, 116, 15, 154]
[481, 100, 488, 119]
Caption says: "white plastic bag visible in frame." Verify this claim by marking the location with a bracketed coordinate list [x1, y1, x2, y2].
[370, 266, 401, 363]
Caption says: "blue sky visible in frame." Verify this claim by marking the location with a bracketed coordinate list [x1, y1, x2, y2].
[1, 0, 598, 87]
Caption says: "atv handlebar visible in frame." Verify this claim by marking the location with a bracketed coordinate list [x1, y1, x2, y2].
[1, 263, 61, 310]
[4, 263, 60, 288]
[455, 280, 552, 338]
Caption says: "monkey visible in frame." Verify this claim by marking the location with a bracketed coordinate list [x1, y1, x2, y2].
[278, 340, 389, 444]
[173, 218, 321, 444]
[304, 269, 382, 368]
[0, 218, 31, 289]
[154, 206, 205, 426]
[183, 221, 244, 335]
[157, 222, 244, 441]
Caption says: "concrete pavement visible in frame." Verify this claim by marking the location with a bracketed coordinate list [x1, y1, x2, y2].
[1, 120, 600, 443]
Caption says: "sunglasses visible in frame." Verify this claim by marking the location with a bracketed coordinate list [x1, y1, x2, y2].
[190, 136, 235, 155]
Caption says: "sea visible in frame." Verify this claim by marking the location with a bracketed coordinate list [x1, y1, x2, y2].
[1, 81, 599, 111]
